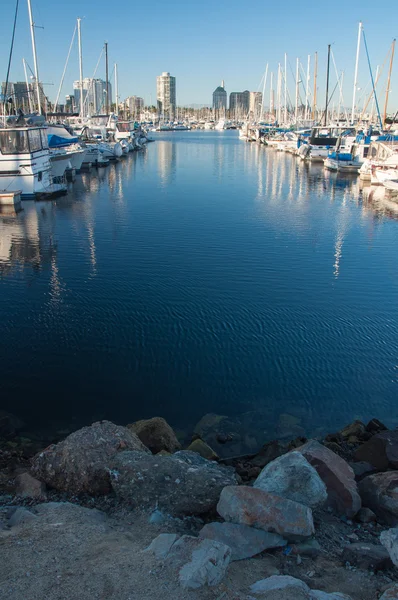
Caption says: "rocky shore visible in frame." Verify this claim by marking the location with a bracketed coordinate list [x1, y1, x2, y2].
[1, 411, 398, 599]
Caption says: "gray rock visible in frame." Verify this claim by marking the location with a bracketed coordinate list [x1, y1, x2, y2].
[251, 440, 287, 468]
[178, 537, 231, 589]
[31, 420, 149, 495]
[350, 461, 378, 480]
[341, 542, 393, 571]
[127, 417, 181, 454]
[294, 539, 322, 557]
[379, 584, 398, 599]
[8, 507, 37, 527]
[354, 431, 398, 470]
[310, 592, 353, 600]
[296, 440, 361, 518]
[253, 451, 327, 508]
[359, 472, 398, 525]
[356, 507, 377, 523]
[380, 528, 398, 567]
[15, 472, 46, 499]
[217, 485, 314, 541]
[144, 533, 179, 559]
[250, 575, 310, 595]
[199, 522, 286, 561]
[110, 450, 237, 516]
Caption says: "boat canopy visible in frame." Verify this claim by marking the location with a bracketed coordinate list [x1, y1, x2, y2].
[47, 126, 79, 147]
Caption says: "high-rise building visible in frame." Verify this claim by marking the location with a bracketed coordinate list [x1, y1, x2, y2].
[73, 78, 112, 115]
[212, 81, 227, 110]
[156, 72, 176, 118]
[1, 81, 48, 113]
[126, 95, 144, 117]
[249, 92, 263, 118]
[229, 90, 250, 115]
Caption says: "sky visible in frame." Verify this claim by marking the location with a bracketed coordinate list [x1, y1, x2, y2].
[0, 0, 397, 115]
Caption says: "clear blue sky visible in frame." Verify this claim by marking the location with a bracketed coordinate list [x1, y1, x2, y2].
[1, 0, 397, 114]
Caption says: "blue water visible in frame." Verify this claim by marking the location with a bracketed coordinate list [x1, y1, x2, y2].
[1, 130, 398, 443]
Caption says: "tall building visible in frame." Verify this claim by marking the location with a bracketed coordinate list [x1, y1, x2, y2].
[156, 72, 176, 118]
[73, 78, 112, 115]
[249, 92, 263, 118]
[126, 95, 144, 117]
[212, 81, 227, 110]
[229, 90, 250, 115]
[1, 81, 48, 113]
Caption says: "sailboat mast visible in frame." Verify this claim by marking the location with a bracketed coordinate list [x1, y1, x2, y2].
[324, 44, 331, 126]
[371, 65, 379, 124]
[77, 18, 84, 119]
[23, 58, 34, 113]
[337, 72, 344, 123]
[114, 63, 119, 116]
[284, 53, 287, 124]
[105, 42, 109, 115]
[351, 21, 362, 124]
[295, 57, 299, 125]
[261, 64, 268, 121]
[270, 72, 273, 118]
[383, 39, 396, 127]
[312, 52, 318, 120]
[277, 64, 282, 124]
[305, 54, 310, 120]
[27, 0, 42, 114]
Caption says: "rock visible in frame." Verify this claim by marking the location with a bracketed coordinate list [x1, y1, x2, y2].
[251, 440, 287, 468]
[193, 413, 244, 458]
[31, 420, 149, 495]
[354, 431, 398, 470]
[340, 420, 366, 440]
[199, 522, 286, 561]
[350, 461, 378, 480]
[178, 537, 231, 589]
[358, 472, 398, 524]
[366, 418, 388, 434]
[187, 439, 218, 461]
[310, 593, 353, 600]
[296, 440, 361, 518]
[217, 486, 315, 541]
[110, 450, 237, 516]
[341, 542, 393, 570]
[0, 410, 25, 438]
[144, 533, 179, 559]
[8, 507, 37, 527]
[253, 451, 327, 509]
[380, 584, 398, 599]
[127, 417, 181, 454]
[250, 575, 310, 595]
[293, 539, 322, 557]
[380, 528, 398, 567]
[356, 507, 376, 523]
[14, 472, 46, 499]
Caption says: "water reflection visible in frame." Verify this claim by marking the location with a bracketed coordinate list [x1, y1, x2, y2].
[157, 141, 177, 186]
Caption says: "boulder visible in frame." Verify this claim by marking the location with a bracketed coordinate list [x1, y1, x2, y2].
[380, 528, 398, 567]
[341, 542, 393, 571]
[217, 485, 314, 541]
[15, 472, 46, 499]
[8, 507, 37, 527]
[199, 522, 286, 561]
[250, 440, 287, 468]
[339, 420, 366, 440]
[354, 431, 398, 470]
[178, 537, 231, 589]
[144, 533, 179, 559]
[296, 440, 361, 517]
[110, 450, 237, 516]
[127, 417, 181, 454]
[356, 507, 376, 523]
[187, 439, 218, 461]
[366, 418, 388, 434]
[292, 539, 322, 557]
[253, 451, 327, 508]
[380, 585, 398, 599]
[250, 575, 310, 595]
[31, 420, 149, 495]
[350, 461, 378, 480]
[358, 472, 398, 525]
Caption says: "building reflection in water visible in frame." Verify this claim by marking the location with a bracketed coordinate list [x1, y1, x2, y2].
[157, 141, 177, 187]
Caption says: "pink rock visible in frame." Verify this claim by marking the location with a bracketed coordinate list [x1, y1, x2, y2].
[217, 485, 314, 541]
[296, 440, 361, 518]
[354, 431, 398, 471]
[15, 472, 46, 499]
[359, 472, 398, 525]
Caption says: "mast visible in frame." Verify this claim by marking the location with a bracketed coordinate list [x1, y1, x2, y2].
[295, 57, 299, 125]
[77, 17, 84, 119]
[261, 63, 268, 121]
[277, 63, 282, 124]
[383, 39, 396, 127]
[351, 21, 362, 124]
[305, 54, 310, 120]
[324, 44, 331, 126]
[105, 42, 109, 115]
[337, 72, 344, 123]
[27, 0, 42, 114]
[284, 53, 287, 124]
[270, 71, 274, 118]
[370, 65, 379, 124]
[114, 62, 119, 116]
[23, 58, 33, 113]
[312, 52, 318, 120]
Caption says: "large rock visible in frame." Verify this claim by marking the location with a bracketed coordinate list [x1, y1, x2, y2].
[253, 451, 327, 508]
[178, 537, 231, 589]
[359, 472, 398, 525]
[127, 417, 181, 454]
[199, 522, 286, 561]
[296, 440, 361, 517]
[15, 472, 46, 499]
[380, 528, 398, 567]
[31, 420, 149, 495]
[380, 585, 398, 599]
[341, 542, 393, 571]
[187, 439, 218, 461]
[110, 450, 237, 516]
[217, 485, 314, 541]
[250, 575, 310, 595]
[144, 533, 179, 559]
[354, 431, 398, 470]
[250, 440, 287, 468]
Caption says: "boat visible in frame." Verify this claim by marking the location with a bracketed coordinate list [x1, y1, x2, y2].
[359, 136, 398, 183]
[0, 114, 66, 199]
[383, 179, 398, 192]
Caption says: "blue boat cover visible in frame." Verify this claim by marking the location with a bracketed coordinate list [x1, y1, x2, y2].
[328, 152, 352, 161]
[47, 133, 79, 147]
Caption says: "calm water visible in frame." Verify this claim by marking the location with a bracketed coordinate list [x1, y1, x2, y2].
[1, 130, 398, 443]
